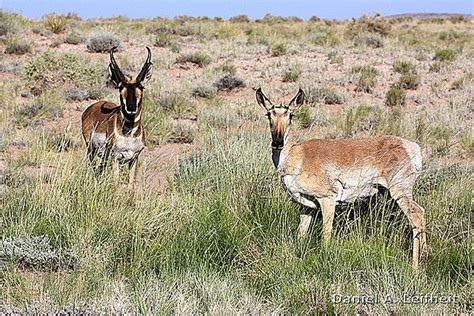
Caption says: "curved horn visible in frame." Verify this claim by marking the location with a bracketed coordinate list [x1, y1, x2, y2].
[108, 46, 126, 86]
[136, 46, 153, 84]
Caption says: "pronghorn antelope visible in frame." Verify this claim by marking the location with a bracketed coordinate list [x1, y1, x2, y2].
[81, 47, 152, 188]
[256, 88, 427, 269]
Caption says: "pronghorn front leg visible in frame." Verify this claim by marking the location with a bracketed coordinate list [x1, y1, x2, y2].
[318, 197, 336, 243]
[111, 157, 120, 185]
[128, 158, 138, 190]
[290, 192, 317, 238]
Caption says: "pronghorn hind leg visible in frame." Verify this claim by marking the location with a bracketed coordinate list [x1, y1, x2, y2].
[392, 193, 426, 269]
[317, 197, 336, 243]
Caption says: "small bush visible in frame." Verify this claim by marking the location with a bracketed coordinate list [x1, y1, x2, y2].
[170, 42, 181, 53]
[229, 15, 250, 23]
[5, 39, 32, 55]
[393, 60, 420, 90]
[352, 65, 378, 93]
[398, 72, 420, 90]
[214, 74, 245, 91]
[294, 106, 313, 128]
[13, 95, 64, 127]
[64, 31, 83, 45]
[433, 48, 457, 62]
[269, 41, 287, 57]
[327, 51, 343, 65]
[169, 124, 195, 144]
[86, 32, 122, 53]
[23, 51, 103, 94]
[176, 52, 211, 67]
[305, 86, 345, 105]
[385, 87, 406, 107]
[64, 87, 105, 102]
[0, 11, 19, 36]
[156, 93, 196, 119]
[311, 31, 340, 47]
[216, 61, 237, 75]
[353, 32, 384, 48]
[346, 14, 391, 38]
[0, 236, 76, 271]
[192, 84, 217, 98]
[43, 14, 68, 34]
[393, 60, 416, 74]
[282, 67, 301, 82]
[154, 33, 173, 47]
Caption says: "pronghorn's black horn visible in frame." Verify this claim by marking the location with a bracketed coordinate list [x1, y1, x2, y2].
[136, 46, 153, 84]
[108, 46, 126, 86]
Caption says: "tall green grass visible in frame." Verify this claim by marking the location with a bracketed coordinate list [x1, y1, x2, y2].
[1, 129, 471, 313]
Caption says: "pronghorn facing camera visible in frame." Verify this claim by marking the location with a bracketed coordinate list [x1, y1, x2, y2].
[256, 88, 427, 269]
[81, 47, 152, 189]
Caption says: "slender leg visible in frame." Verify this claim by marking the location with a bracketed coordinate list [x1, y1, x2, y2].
[394, 196, 426, 269]
[318, 197, 336, 243]
[128, 159, 138, 190]
[290, 192, 317, 238]
[298, 214, 312, 238]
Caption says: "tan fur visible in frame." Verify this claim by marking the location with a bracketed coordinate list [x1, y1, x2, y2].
[256, 88, 427, 269]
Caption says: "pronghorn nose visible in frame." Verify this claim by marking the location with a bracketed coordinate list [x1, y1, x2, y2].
[272, 139, 284, 149]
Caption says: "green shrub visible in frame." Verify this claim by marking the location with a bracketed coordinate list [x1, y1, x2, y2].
[311, 31, 340, 46]
[345, 14, 391, 38]
[192, 84, 217, 98]
[433, 48, 457, 62]
[229, 15, 250, 23]
[13, 92, 64, 126]
[86, 32, 122, 53]
[64, 31, 83, 45]
[282, 67, 301, 82]
[393, 60, 420, 90]
[304, 85, 344, 105]
[294, 106, 313, 128]
[0, 11, 19, 36]
[353, 32, 384, 48]
[327, 51, 343, 65]
[393, 60, 416, 74]
[352, 65, 378, 93]
[43, 14, 68, 34]
[398, 72, 420, 90]
[216, 61, 237, 75]
[4, 39, 32, 55]
[23, 50, 103, 94]
[169, 124, 195, 144]
[269, 41, 287, 56]
[154, 33, 173, 47]
[176, 52, 211, 67]
[385, 86, 406, 107]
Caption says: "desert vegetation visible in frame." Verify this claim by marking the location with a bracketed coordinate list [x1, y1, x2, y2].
[0, 11, 472, 314]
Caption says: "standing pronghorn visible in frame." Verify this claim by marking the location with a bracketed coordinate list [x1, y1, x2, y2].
[81, 47, 152, 189]
[256, 88, 427, 269]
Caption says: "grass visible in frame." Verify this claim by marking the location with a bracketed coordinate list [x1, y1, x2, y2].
[43, 14, 68, 34]
[176, 52, 212, 67]
[0, 12, 472, 314]
[351, 65, 378, 93]
[1, 130, 471, 313]
[385, 87, 406, 107]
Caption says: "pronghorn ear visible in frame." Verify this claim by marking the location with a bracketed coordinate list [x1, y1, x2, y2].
[288, 88, 305, 111]
[108, 46, 126, 88]
[136, 46, 153, 85]
[256, 88, 273, 111]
